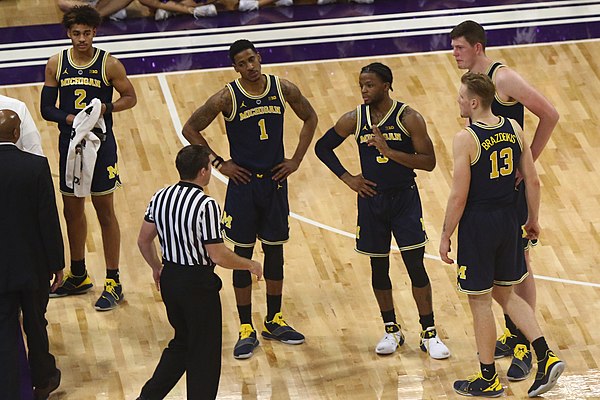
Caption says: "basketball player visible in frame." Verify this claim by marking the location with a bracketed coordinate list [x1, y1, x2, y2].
[450, 20, 559, 380]
[314, 62, 450, 359]
[182, 39, 317, 360]
[40, 5, 137, 311]
[440, 72, 564, 398]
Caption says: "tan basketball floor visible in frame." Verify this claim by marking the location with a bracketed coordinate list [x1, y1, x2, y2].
[1, 2, 600, 398]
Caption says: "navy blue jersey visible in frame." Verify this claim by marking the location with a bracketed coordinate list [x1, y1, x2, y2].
[56, 48, 113, 135]
[224, 74, 285, 172]
[355, 101, 416, 190]
[466, 116, 523, 209]
[487, 62, 524, 128]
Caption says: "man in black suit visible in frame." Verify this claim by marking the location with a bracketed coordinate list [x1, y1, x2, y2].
[0, 109, 64, 399]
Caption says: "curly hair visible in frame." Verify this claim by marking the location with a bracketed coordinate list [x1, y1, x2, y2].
[62, 5, 102, 30]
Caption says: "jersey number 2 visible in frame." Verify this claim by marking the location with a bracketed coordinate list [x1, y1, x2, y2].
[489, 147, 513, 179]
[74, 89, 87, 110]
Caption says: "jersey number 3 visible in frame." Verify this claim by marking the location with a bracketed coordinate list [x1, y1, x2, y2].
[489, 147, 513, 179]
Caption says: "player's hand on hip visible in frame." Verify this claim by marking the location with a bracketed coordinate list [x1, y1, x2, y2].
[515, 169, 524, 186]
[271, 158, 299, 182]
[523, 219, 540, 240]
[249, 260, 263, 281]
[439, 237, 454, 264]
[220, 160, 252, 184]
[342, 173, 377, 197]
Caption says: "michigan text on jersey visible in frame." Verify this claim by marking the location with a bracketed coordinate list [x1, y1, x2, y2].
[359, 132, 404, 144]
[60, 77, 102, 88]
[239, 105, 282, 121]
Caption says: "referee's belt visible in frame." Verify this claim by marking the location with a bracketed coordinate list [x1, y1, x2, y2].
[163, 260, 214, 269]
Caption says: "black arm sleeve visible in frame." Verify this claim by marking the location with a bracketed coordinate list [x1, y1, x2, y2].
[314, 127, 348, 178]
[40, 86, 69, 124]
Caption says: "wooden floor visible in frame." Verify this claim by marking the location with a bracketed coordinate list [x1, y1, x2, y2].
[3, 41, 600, 399]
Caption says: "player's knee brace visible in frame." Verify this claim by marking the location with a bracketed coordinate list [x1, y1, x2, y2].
[262, 243, 284, 281]
[233, 246, 254, 288]
[370, 257, 392, 290]
[401, 247, 430, 288]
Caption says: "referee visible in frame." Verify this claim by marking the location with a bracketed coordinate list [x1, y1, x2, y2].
[136, 145, 262, 400]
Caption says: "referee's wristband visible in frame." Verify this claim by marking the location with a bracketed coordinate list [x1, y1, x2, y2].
[103, 102, 114, 114]
[211, 155, 224, 169]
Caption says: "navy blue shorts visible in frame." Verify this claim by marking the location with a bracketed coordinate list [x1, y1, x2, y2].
[222, 174, 289, 247]
[355, 184, 428, 256]
[456, 206, 528, 295]
[515, 181, 539, 250]
[58, 130, 121, 196]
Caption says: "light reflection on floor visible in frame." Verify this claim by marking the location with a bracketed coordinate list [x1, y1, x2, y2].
[539, 369, 600, 400]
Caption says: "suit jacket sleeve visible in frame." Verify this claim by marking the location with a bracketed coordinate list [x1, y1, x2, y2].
[38, 158, 65, 273]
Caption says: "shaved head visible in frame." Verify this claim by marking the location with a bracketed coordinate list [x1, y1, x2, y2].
[0, 109, 20, 143]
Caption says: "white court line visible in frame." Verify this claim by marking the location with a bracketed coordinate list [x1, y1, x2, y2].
[157, 73, 600, 289]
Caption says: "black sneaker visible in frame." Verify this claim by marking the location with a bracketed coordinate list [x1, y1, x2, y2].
[94, 279, 123, 311]
[495, 327, 517, 358]
[262, 312, 305, 344]
[49, 272, 93, 297]
[527, 350, 565, 397]
[454, 372, 504, 397]
[233, 324, 259, 359]
[508, 344, 532, 381]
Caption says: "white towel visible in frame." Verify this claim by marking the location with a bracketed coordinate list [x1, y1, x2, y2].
[65, 98, 106, 197]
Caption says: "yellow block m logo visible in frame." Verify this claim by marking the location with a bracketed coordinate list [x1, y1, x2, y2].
[457, 265, 467, 280]
[107, 164, 119, 179]
[221, 212, 233, 229]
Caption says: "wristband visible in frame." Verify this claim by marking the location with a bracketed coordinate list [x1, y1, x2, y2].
[211, 156, 224, 169]
[103, 102, 114, 114]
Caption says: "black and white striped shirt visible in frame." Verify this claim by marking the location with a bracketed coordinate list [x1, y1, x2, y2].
[144, 181, 223, 267]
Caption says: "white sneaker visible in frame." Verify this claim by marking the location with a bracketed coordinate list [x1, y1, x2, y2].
[420, 327, 450, 360]
[239, 0, 259, 12]
[109, 8, 127, 21]
[193, 4, 217, 18]
[154, 9, 174, 21]
[375, 323, 405, 355]
[275, 0, 293, 6]
[317, 0, 336, 4]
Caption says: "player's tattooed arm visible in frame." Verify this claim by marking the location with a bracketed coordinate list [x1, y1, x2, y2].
[182, 87, 232, 149]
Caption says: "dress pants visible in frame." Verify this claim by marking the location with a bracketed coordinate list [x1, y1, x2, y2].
[20, 283, 58, 389]
[140, 265, 223, 400]
[0, 292, 22, 399]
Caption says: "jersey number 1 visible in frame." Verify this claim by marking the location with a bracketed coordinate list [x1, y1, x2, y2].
[258, 118, 268, 140]
[489, 147, 513, 179]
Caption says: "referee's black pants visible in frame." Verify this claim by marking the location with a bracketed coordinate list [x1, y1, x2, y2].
[140, 264, 223, 400]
